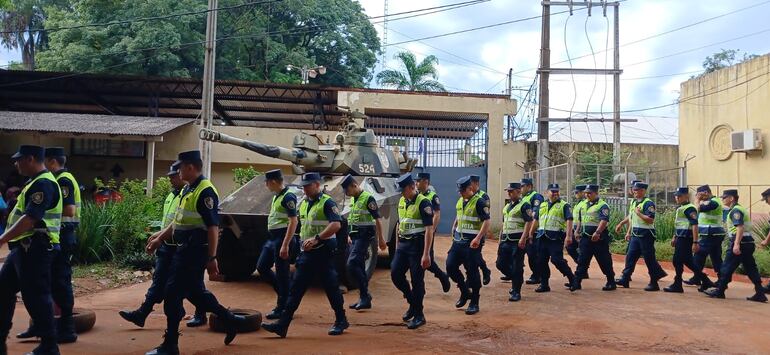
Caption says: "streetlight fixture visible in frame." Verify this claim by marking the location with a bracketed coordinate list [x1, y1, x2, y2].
[287, 64, 326, 84]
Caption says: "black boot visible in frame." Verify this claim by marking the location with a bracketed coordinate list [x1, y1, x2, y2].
[145, 331, 179, 355]
[747, 293, 769, 303]
[439, 272, 452, 293]
[465, 292, 480, 315]
[602, 280, 617, 291]
[119, 308, 152, 328]
[664, 278, 684, 293]
[683, 275, 700, 286]
[223, 314, 246, 345]
[615, 278, 630, 288]
[482, 268, 491, 286]
[56, 315, 78, 344]
[698, 277, 716, 293]
[525, 277, 540, 285]
[266, 307, 283, 320]
[354, 294, 372, 310]
[534, 284, 551, 293]
[16, 324, 37, 339]
[455, 287, 470, 308]
[644, 282, 660, 292]
[328, 318, 349, 336]
[186, 310, 207, 328]
[509, 290, 521, 302]
[705, 288, 725, 299]
[500, 275, 512, 281]
[28, 338, 60, 355]
[262, 321, 288, 338]
[407, 314, 426, 329]
[402, 305, 415, 322]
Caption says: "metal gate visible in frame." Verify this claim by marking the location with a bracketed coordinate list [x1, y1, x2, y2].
[366, 115, 489, 234]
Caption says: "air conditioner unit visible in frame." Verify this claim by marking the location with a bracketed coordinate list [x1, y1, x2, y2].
[731, 129, 763, 152]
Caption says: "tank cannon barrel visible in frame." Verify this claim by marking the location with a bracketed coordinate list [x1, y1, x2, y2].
[199, 129, 322, 165]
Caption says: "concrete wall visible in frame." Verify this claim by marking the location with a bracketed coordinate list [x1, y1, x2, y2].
[338, 90, 520, 225]
[679, 53, 770, 215]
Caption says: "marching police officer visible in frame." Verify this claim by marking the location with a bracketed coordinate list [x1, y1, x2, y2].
[258, 169, 299, 319]
[567, 185, 586, 265]
[416, 172, 451, 293]
[448, 176, 490, 314]
[145, 151, 246, 354]
[615, 182, 667, 291]
[391, 174, 434, 329]
[532, 184, 576, 293]
[469, 174, 492, 286]
[704, 190, 767, 302]
[684, 185, 723, 291]
[120, 162, 200, 329]
[664, 187, 706, 293]
[614, 180, 642, 282]
[521, 178, 545, 285]
[571, 184, 616, 291]
[496, 183, 533, 302]
[342, 174, 386, 310]
[262, 172, 349, 337]
[15, 147, 80, 343]
[0, 145, 62, 355]
[760, 188, 770, 292]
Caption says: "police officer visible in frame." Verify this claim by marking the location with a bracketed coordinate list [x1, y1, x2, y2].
[448, 176, 490, 314]
[496, 183, 533, 302]
[664, 187, 706, 293]
[258, 169, 299, 319]
[145, 151, 246, 354]
[521, 178, 545, 285]
[615, 182, 667, 291]
[469, 174, 492, 286]
[342, 174, 386, 310]
[391, 174, 434, 329]
[120, 162, 201, 329]
[704, 190, 767, 302]
[760, 188, 770, 292]
[683, 185, 723, 291]
[567, 185, 587, 265]
[15, 147, 79, 344]
[571, 185, 616, 291]
[416, 172, 451, 293]
[614, 180, 642, 282]
[532, 184, 576, 293]
[0, 145, 62, 355]
[262, 172, 349, 337]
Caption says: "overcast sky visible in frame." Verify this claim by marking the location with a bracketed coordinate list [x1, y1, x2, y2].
[359, 0, 770, 144]
[2, 0, 769, 145]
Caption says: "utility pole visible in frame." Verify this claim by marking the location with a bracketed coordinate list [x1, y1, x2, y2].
[200, 0, 219, 178]
[536, 1, 634, 191]
[382, 0, 389, 72]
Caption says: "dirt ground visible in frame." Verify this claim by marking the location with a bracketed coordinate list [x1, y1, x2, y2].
[6, 236, 770, 355]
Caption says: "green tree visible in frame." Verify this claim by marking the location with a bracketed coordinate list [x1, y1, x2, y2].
[36, 0, 380, 87]
[376, 51, 446, 92]
[0, 0, 66, 70]
[700, 48, 759, 75]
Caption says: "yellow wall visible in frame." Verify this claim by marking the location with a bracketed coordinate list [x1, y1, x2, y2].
[679, 53, 770, 215]
[338, 90, 519, 224]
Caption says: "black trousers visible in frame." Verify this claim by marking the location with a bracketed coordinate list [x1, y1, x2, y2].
[391, 237, 427, 316]
[536, 237, 574, 287]
[446, 240, 481, 293]
[257, 229, 296, 311]
[574, 235, 614, 281]
[496, 239, 525, 292]
[716, 239, 763, 294]
[51, 226, 76, 319]
[672, 236, 699, 280]
[347, 228, 375, 298]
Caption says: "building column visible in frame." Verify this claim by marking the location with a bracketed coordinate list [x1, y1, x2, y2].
[146, 141, 155, 196]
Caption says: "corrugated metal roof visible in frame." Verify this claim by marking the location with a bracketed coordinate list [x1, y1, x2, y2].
[0, 111, 194, 137]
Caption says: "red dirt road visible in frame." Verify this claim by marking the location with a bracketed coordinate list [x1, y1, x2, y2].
[6, 237, 770, 354]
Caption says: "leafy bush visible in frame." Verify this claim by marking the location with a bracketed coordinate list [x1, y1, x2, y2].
[233, 166, 262, 189]
[74, 202, 115, 264]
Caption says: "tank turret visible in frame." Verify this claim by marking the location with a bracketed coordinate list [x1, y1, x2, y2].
[199, 109, 418, 176]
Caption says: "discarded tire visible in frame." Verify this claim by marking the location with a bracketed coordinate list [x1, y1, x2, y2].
[28, 307, 96, 334]
[208, 309, 261, 333]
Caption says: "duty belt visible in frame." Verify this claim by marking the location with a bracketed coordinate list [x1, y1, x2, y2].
[500, 233, 522, 242]
[399, 234, 424, 241]
[8, 233, 57, 252]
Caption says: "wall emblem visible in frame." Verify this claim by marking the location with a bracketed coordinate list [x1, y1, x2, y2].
[709, 125, 733, 161]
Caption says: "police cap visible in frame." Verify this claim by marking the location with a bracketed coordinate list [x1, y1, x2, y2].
[674, 187, 689, 196]
[396, 174, 414, 192]
[456, 176, 472, 191]
[341, 174, 356, 189]
[300, 172, 322, 186]
[44, 147, 66, 158]
[11, 145, 44, 162]
[265, 169, 283, 181]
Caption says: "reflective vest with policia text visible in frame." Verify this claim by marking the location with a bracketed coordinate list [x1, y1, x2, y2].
[7, 171, 62, 244]
[455, 193, 482, 240]
[268, 189, 293, 231]
[348, 190, 375, 231]
[173, 179, 218, 232]
[580, 199, 609, 235]
[501, 200, 526, 241]
[630, 197, 655, 237]
[698, 197, 725, 235]
[538, 200, 567, 237]
[57, 171, 81, 223]
[299, 193, 335, 241]
[727, 204, 753, 243]
[674, 202, 697, 237]
[398, 194, 429, 238]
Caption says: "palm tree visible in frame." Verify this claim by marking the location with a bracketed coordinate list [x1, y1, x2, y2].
[376, 51, 446, 92]
[0, 0, 59, 70]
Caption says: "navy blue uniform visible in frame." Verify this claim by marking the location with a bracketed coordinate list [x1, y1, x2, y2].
[574, 201, 615, 283]
[391, 197, 434, 318]
[447, 197, 489, 298]
[672, 204, 700, 283]
[694, 199, 724, 278]
[620, 199, 667, 282]
[524, 192, 545, 282]
[0, 170, 60, 351]
[279, 196, 346, 326]
[163, 176, 235, 339]
[51, 169, 77, 332]
[496, 199, 532, 294]
[715, 207, 764, 294]
[257, 187, 298, 313]
[346, 193, 380, 300]
[536, 200, 575, 288]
